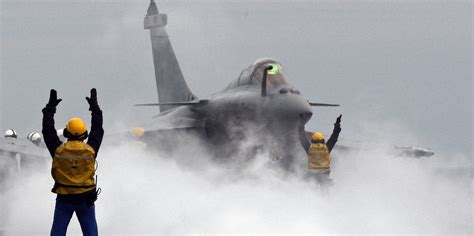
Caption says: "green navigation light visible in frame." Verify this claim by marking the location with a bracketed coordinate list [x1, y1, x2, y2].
[267, 63, 280, 75]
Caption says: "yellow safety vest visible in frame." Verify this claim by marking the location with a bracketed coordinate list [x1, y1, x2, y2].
[51, 140, 96, 194]
[307, 143, 330, 170]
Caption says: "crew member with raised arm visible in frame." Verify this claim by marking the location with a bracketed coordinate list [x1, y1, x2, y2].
[42, 88, 103, 236]
[307, 115, 342, 185]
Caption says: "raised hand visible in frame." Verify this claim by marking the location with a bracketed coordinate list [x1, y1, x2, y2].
[85, 88, 100, 111]
[335, 114, 342, 125]
[334, 114, 342, 133]
[47, 89, 62, 108]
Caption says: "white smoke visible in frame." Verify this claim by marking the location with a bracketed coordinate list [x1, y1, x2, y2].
[1, 0, 471, 235]
[0, 121, 471, 235]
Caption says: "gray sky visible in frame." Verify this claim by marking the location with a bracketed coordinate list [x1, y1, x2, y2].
[1, 0, 472, 157]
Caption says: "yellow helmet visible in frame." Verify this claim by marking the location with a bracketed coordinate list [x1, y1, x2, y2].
[66, 118, 87, 136]
[132, 127, 145, 137]
[312, 132, 325, 141]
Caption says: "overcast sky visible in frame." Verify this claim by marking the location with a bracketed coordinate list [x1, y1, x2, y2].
[1, 0, 471, 157]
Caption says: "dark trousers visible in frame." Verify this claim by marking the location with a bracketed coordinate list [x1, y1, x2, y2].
[51, 198, 98, 236]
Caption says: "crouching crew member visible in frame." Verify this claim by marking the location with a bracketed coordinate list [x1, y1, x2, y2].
[307, 115, 342, 184]
[42, 88, 104, 236]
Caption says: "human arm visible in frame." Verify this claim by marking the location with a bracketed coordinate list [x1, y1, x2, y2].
[326, 114, 342, 153]
[41, 89, 63, 157]
[86, 88, 104, 155]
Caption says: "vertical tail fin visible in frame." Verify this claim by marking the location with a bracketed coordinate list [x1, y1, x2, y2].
[144, 0, 197, 112]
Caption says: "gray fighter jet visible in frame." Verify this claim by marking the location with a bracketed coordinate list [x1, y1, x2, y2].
[395, 146, 434, 158]
[0, 131, 48, 189]
[0, 1, 434, 171]
[133, 0, 340, 170]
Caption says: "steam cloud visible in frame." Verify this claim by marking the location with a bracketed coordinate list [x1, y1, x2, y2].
[0, 122, 471, 235]
[1, 1, 471, 235]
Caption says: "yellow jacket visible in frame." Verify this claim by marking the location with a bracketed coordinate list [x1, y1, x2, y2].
[307, 143, 330, 170]
[51, 140, 96, 194]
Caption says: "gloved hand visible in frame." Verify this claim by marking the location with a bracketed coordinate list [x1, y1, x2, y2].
[85, 88, 100, 111]
[335, 114, 342, 125]
[334, 114, 342, 132]
[46, 89, 62, 109]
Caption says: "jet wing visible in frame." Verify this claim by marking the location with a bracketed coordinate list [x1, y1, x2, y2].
[303, 132, 433, 157]
[135, 99, 208, 107]
[98, 106, 207, 148]
[126, 106, 207, 151]
[308, 102, 340, 107]
[148, 106, 205, 131]
[0, 138, 49, 158]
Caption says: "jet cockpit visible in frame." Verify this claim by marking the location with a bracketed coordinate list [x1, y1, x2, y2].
[226, 58, 290, 90]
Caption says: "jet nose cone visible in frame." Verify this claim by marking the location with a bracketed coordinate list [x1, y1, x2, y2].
[288, 96, 312, 119]
[265, 89, 312, 121]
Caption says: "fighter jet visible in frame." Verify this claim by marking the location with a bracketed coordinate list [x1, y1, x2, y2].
[0, 130, 47, 157]
[0, 130, 48, 180]
[0, 1, 434, 171]
[132, 0, 341, 170]
[395, 146, 434, 158]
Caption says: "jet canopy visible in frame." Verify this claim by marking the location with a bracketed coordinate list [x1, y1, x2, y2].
[227, 58, 289, 89]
